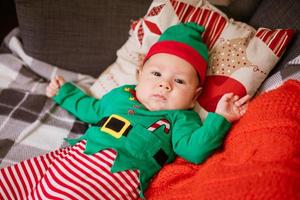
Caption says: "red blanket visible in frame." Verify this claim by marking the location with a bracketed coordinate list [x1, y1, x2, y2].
[145, 80, 300, 200]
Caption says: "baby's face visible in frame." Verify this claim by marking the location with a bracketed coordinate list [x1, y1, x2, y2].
[135, 53, 201, 111]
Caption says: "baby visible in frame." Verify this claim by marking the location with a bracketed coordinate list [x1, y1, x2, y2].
[1, 22, 249, 200]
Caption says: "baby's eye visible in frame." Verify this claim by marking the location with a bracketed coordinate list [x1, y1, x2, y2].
[174, 78, 185, 84]
[151, 71, 161, 77]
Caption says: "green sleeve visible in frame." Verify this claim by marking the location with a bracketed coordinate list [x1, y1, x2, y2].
[53, 82, 102, 124]
[172, 111, 231, 164]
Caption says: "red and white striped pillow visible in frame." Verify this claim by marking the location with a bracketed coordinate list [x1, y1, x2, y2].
[90, 0, 294, 117]
[170, 0, 227, 50]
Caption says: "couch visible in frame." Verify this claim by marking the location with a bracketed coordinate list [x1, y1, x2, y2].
[0, 0, 299, 199]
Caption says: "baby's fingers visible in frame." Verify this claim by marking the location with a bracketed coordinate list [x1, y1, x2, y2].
[235, 94, 251, 106]
[46, 86, 58, 97]
[55, 75, 65, 86]
[48, 81, 59, 90]
[220, 93, 234, 102]
[239, 104, 248, 115]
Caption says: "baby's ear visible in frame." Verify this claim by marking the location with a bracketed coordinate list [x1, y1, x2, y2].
[136, 65, 143, 81]
[138, 53, 145, 65]
[190, 86, 202, 108]
[194, 86, 202, 99]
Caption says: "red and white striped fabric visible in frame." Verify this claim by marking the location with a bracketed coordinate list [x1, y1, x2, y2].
[256, 28, 295, 57]
[147, 119, 170, 133]
[0, 141, 140, 200]
[170, 0, 227, 49]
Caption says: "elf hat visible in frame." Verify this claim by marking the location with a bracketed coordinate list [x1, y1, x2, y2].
[143, 22, 209, 86]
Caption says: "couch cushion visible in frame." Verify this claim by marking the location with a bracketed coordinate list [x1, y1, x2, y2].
[0, 0, 18, 43]
[15, 0, 152, 77]
[249, 0, 300, 75]
[216, 0, 262, 22]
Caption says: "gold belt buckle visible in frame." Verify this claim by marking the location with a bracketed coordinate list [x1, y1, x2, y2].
[100, 114, 131, 138]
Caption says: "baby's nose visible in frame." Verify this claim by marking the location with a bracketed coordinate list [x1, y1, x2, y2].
[159, 82, 171, 91]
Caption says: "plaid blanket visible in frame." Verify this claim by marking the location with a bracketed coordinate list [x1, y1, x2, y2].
[0, 28, 95, 168]
[258, 54, 300, 93]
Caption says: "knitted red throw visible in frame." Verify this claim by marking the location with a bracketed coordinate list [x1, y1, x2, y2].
[145, 80, 300, 200]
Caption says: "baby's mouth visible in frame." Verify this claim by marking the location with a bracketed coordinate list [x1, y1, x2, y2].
[152, 94, 167, 101]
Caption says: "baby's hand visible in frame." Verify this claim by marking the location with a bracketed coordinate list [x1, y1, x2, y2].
[215, 93, 250, 122]
[46, 75, 65, 98]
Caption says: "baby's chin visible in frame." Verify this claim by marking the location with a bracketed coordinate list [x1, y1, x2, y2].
[141, 97, 192, 111]
[145, 102, 186, 111]
[148, 104, 194, 111]
[143, 101, 169, 111]
[145, 105, 166, 111]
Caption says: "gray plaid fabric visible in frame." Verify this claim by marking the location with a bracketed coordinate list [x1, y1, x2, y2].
[0, 28, 95, 168]
[258, 55, 300, 93]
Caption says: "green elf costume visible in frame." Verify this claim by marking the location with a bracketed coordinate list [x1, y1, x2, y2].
[0, 23, 231, 200]
[54, 22, 231, 197]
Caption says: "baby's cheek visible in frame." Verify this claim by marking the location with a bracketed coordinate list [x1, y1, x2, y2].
[170, 96, 184, 109]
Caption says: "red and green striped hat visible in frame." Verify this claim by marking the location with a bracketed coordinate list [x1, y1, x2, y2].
[144, 22, 209, 86]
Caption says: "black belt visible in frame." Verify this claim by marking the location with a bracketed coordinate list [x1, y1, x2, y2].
[97, 114, 132, 138]
[153, 149, 168, 166]
[97, 115, 168, 166]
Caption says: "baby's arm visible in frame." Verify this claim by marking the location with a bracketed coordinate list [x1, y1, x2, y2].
[172, 111, 231, 164]
[46, 76, 102, 124]
[172, 94, 249, 163]
[215, 93, 250, 122]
